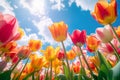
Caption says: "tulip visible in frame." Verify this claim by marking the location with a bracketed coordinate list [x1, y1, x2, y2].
[0, 41, 17, 53]
[72, 61, 80, 74]
[57, 50, 65, 60]
[70, 30, 86, 46]
[48, 21, 68, 42]
[96, 25, 113, 43]
[28, 39, 42, 52]
[100, 43, 114, 54]
[67, 50, 76, 60]
[29, 54, 45, 70]
[91, 0, 117, 25]
[86, 35, 100, 53]
[17, 46, 31, 59]
[0, 13, 19, 46]
[116, 26, 120, 38]
[41, 46, 60, 61]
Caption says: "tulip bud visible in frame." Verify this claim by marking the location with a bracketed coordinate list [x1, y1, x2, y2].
[57, 50, 65, 60]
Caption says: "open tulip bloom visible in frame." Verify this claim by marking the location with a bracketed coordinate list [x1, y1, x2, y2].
[1, 0, 120, 80]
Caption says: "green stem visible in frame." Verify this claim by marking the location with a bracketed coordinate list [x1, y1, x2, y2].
[78, 54, 83, 69]
[109, 24, 120, 43]
[61, 41, 71, 80]
[62, 60, 65, 74]
[16, 58, 29, 80]
[79, 46, 94, 78]
[109, 41, 120, 61]
[50, 61, 52, 80]
[32, 72, 35, 80]
[11, 59, 21, 72]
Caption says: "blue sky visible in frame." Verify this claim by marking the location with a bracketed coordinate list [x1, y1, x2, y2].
[0, 0, 120, 51]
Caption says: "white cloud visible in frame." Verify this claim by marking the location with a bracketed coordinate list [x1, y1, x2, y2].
[68, 0, 98, 12]
[20, 0, 47, 17]
[50, 0, 65, 11]
[25, 28, 31, 32]
[0, 0, 15, 16]
[20, 0, 72, 48]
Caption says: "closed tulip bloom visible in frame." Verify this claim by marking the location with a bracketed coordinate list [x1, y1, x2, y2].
[86, 36, 100, 53]
[28, 39, 42, 52]
[96, 25, 113, 43]
[72, 61, 80, 74]
[0, 13, 19, 46]
[57, 50, 65, 60]
[48, 21, 68, 42]
[92, 0, 117, 25]
[70, 30, 86, 46]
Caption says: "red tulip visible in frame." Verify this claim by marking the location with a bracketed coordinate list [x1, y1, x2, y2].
[70, 30, 86, 46]
[0, 13, 19, 46]
[57, 50, 65, 60]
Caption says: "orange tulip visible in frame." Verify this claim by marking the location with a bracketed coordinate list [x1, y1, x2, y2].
[67, 50, 76, 60]
[72, 61, 80, 74]
[28, 39, 42, 52]
[0, 41, 17, 52]
[48, 21, 68, 42]
[92, 0, 117, 25]
[86, 36, 100, 53]
[41, 46, 60, 61]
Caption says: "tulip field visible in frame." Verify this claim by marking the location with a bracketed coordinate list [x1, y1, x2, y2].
[0, 0, 120, 80]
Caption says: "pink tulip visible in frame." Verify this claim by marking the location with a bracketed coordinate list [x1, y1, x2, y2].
[0, 13, 19, 46]
[70, 29, 86, 46]
[100, 43, 114, 54]
[96, 25, 113, 43]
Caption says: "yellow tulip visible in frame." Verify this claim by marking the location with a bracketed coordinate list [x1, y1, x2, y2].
[41, 46, 60, 61]
[29, 54, 45, 70]
[92, 0, 117, 25]
[48, 21, 68, 42]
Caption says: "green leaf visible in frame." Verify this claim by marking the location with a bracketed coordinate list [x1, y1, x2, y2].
[80, 67, 86, 76]
[23, 71, 36, 80]
[97, 51, 111, 70]
[108, 61, 120, 80]
[63, 64, 69, 79]
[57, 74, 67, 80]
[0, 70, 11, 80]
[97, 51, 112, 80]
[45, 71, 49, 80]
